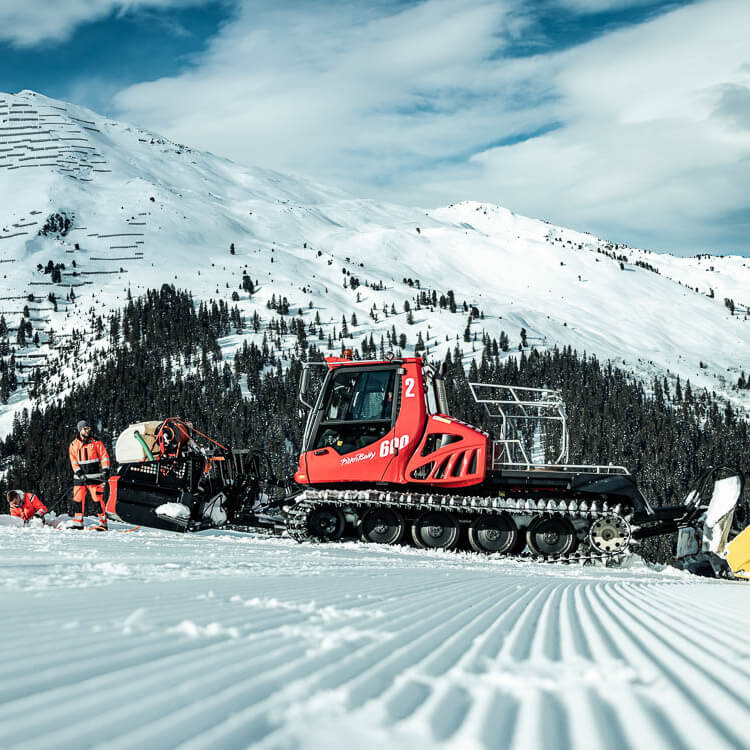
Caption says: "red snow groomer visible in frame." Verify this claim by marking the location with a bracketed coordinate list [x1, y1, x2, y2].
[289, 355, 748, 573]
[109, 356, 750, 577]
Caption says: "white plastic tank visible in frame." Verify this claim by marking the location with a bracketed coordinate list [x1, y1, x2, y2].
[115, 421, 163, 464]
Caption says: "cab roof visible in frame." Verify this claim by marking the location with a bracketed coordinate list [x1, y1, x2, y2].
[324, 355, 424, 370]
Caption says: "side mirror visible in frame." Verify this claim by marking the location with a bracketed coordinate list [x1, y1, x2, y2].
[299, 367, 314, 411]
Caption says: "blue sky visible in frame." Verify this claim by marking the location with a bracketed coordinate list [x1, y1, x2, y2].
[0, 2, 231, 114]
[1, 0, 748, 256]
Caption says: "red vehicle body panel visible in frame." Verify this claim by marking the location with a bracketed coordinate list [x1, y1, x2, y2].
[404, 414, 487, 488]
[105, 475, 119, 516]
[294, 357, 487, 489]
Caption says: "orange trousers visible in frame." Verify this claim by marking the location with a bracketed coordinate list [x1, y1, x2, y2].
[73, 484, 107, 526]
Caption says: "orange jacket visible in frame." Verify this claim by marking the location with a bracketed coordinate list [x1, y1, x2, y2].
[69, 436, 111, 484]
[9, 491, 47, 522]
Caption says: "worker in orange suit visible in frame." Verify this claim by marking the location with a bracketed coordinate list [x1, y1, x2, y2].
[7, 490, 47, 523]
[68, 419, 111, 530]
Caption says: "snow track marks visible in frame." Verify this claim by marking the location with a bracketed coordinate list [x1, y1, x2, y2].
[0, 526, 749, 750]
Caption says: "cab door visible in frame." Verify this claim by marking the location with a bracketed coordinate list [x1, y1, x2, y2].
[380, 359, 428, 484]
[302, 365, 400, 484]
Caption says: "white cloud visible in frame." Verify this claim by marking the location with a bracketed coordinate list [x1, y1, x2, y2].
[0, 0, 204, 47]
[466, 0, 750, 251]
[548, 0, 663, 12]
[109, 0, 750, 255]
[113, 1, 535, 180]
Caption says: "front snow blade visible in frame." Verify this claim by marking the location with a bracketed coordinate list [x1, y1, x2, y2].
[702, 474, 743, 554]
[673, 468, 746, 579]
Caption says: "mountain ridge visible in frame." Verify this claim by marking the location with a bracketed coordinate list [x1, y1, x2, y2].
[1, 89, 749, 435]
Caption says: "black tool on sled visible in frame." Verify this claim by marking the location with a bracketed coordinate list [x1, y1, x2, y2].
[107, 419, 286, 533]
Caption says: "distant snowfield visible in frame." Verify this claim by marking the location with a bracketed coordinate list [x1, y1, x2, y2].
[2, 90, 750, 439]
[2, 522, 749, 750]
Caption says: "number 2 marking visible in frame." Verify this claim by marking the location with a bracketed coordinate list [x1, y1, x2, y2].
[405, 377, 415, 398]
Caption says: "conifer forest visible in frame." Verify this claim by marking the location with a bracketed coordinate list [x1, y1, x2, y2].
[0, 285, 747, 563]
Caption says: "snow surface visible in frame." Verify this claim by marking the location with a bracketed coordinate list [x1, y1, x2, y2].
[1, 520, 750, 750]
[1, 90, 750, 438]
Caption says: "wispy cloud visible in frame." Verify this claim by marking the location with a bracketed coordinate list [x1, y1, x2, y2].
[0, 0, 207, 47]
[548, 0, 666, 12]
[113, 1, 540, 184]
[18, 0, 746, 255]
[465, 0, 750, 252]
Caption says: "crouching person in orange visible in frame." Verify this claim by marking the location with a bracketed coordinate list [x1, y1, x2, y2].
[69, 419, 111, 531]
[7, 490, 48, 523]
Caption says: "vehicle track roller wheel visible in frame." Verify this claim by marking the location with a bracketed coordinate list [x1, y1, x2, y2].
[526, 515, 578, 556]
[360, 507, 405, 545]
[468, 513, 518, 554]
[307, 504, 346, 541]
[411, 511, 459, 550]
[589, 514, 631, 554]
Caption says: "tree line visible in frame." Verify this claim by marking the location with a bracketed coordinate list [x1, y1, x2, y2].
[0, 284, 747, 563]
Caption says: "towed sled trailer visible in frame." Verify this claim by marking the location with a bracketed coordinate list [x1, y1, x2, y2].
[105, 358, 750, 578]
[106, 418, 285, 534]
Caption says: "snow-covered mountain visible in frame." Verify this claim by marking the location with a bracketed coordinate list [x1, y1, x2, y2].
[2, 90, 749, 435]
[3, 92, 750, 750]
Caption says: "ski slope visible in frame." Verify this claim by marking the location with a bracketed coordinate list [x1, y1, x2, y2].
[2, 89, 750, 439]
[1, 521, 749, 750]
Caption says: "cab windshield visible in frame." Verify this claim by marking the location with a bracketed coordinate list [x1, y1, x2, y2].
[313, 368, 396, 454]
